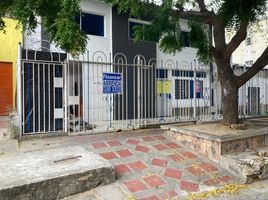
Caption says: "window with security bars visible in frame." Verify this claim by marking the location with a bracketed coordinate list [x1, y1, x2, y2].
[175, 79, 203, 99]
[175, 79, 190, 99]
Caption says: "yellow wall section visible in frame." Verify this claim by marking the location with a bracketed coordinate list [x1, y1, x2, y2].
[0, 17, 23, 108]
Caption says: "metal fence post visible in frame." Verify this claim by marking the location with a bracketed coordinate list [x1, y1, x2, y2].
[193, 60, 197, 120]
[17, 42, 22, 137]
[64, 61, 68, 134]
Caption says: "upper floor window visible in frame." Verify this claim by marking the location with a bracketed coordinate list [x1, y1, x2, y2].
[246, 36, 252, 46]
[128, 19, 152, 41]
[77, 12, 104, 37]
[181, 31, 190, 47]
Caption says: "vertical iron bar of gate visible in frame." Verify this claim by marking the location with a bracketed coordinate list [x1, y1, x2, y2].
[141, 60, 144, 126]
[17, 43, 23, 136]
[48, 63, 51, 131]
[53, 64, 55, 132]
[43, 64, 46, 132]
[38, 63, 41, 132]
[193, 61, 197, 120]
[138, 56, 141, 128]
[33, 63, 35, 132]
[82, 54, 85, 133]
[64, 61, 68, 133]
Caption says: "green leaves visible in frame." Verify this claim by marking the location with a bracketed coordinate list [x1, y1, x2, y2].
[219, 0, 267, 27]
[188, 17, 211, 64]
[0, 0, 87, 55]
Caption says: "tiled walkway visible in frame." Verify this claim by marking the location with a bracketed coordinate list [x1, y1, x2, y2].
[84, 129, 236, 200]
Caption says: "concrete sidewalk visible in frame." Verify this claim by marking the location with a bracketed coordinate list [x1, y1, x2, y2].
[1, 129, 267, 199]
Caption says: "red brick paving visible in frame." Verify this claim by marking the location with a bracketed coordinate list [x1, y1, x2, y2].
[107, 140, 121, 147]
[153, 144, 169, 151]
[186, 166, 205, 176]
[199, 163, 218, 172]
[143, 175, 165, 188]
[126, 139, 140, 145]
[154, 135, 166, 140]
[116, 149, 133, 158]
[115, 164, 131, 174]
[142, 136, 156, 142]
[142, 196, 160, 200]
[204, 179, 221, 186]
[92, 142, 107, 149]
[181, 152, 198, 159]
[88, 133, 235, 198]
[152, 158, 168, 168]
[99, 152, 117, 160]
[218, 175, 232, 182]
[180, 180, 200, 192]
[159, 190, 177, 199]
[128, 161, 147, 171]
[168, 154, 184, 162]
[164, 168, 182, 180]
[135, 145, 150, 153]
[166, 142, 180, 149]
[124, 179, 147, 192]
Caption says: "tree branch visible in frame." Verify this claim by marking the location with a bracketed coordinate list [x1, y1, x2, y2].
[237, 47, 268, 87]
[225, 21, 249, 58]
[196, 0, 207, 11]
[175, 10, 215, 25]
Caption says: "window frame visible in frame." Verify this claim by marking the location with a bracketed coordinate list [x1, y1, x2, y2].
[79, 11, 106, 37]
[128, 18, 152, 41]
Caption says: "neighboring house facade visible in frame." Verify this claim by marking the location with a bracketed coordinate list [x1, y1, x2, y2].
[228, 16, 268, 116]
[20, 0, 213, 135]
[0, 17, 22, 115]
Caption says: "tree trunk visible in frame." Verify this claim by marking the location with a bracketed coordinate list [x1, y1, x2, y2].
[221, 79, 239, 125]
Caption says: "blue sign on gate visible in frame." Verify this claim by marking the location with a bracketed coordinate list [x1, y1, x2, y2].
[103, 73, 122, 94]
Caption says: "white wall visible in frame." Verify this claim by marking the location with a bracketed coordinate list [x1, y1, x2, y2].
[156, 19, 210, 110]
[80, 0, 113, 125]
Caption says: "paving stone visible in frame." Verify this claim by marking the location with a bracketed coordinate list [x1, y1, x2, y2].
[126, 139, 140, 145]
[180, 180, 199, 192]
[152, 158, 168, 168]
[99, 152, 118, 160]
[128, 161, 147, 171]
[159, 190, 177, 199]
[199, 163, 218, 172]
[166, 142, 180, 149]
[115, 164, 131, 174]
[153, 135, 166, 141]
[92, 142, 107, 149]
[107, 140, 121, 147]
[164, 168, 182, 180]
[204, 179, 220, 186]
[124, 180, 147, 193]
[116, 149, 133, 158]
[168, 154, 184, 162]
[181, 152, 198, 160]
[135, 145, 150, 153]
[218, 175, 232, 182]
[143, 175, 165, 188]
[15, 130, 239, 199]
[186, 166, 205, 176]
[153, 144, 169, 151]
[142, 136, 156, 142]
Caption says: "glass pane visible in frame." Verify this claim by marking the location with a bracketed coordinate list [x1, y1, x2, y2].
[81, 12, 104, 36]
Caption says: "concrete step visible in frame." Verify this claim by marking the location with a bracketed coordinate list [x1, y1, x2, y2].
[220, 147, 268, 183]
[0, 146, 116, 200]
